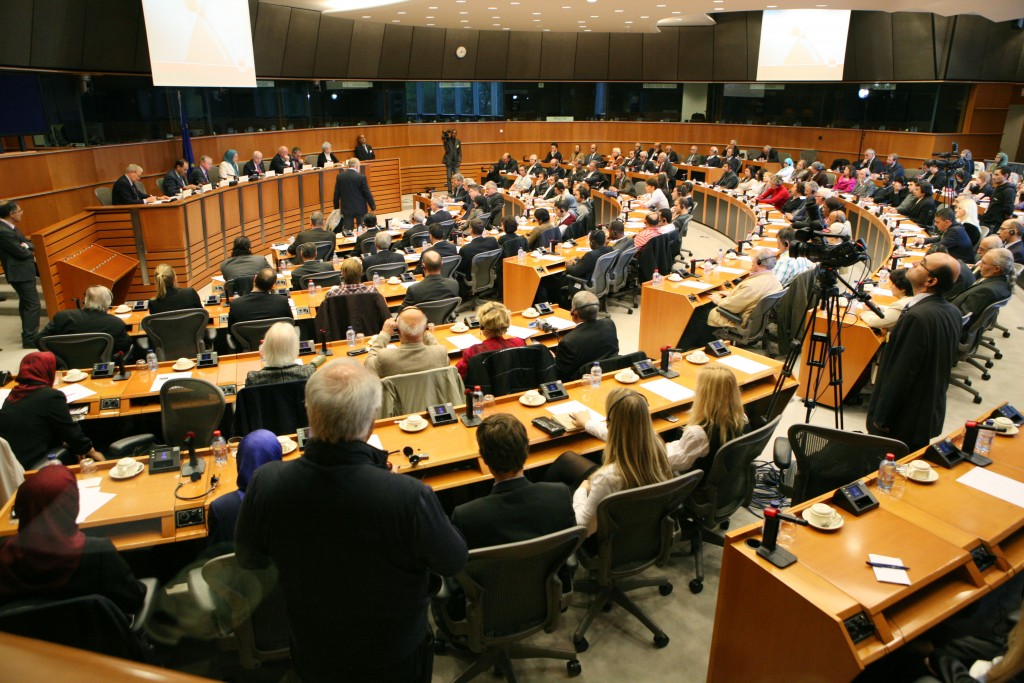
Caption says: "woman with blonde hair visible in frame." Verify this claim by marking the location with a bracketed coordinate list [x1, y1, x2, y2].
[148, 263, 202, 314]
[326, 257, 377, 297]
[245, 322, 318, 387]
[455, 302, 526, 378]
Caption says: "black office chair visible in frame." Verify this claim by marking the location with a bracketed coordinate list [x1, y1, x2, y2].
[298, 271, 341, 289]
[950, 298, 1010, 403]
[573, 470, 704, 652]
[464, 248, 503, 309]
[312, 240, 335, 262]
[773, 424, 908, 506]
[713, 288, 789, 350]
[140, 309, 207, 361]
[573, 351, 647, 380]
[224, 276, 255, 298]
[415, 296, 461, 325]
[465, 345, 558, 397]
[564, 250, 619, 313]
[39, 332, 114, 370]
[229, 317, 296, 352]
[440, 254, 462, 279]
[232, 380, 309, 437]
[159, 378, 225, 448]
[606, 245, 638, 314]
[500, 235, 527, 258]
[365, 262, 407, 280]
[435, 526, 587, 681]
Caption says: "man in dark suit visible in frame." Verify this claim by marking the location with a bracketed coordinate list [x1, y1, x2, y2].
[867, 253, 963, 452]
[563, 230, 612, 283]
[663, 145, 680, 164]
[883, 154, 905, 179]
[354, 135, 375, 161]
[456, 219, 499, 283]
[449, 174, 469, 204]
[425, 197, 452, 227]
[953, 247, 1014, 319]
[288, 211, 336, 259]
[704, 147, 723, 168]
[402, 251, 458, 308]
[289, 147, 305, 172]
[525, 154, 545, 177]
[112, 164, 157, 205]
[582, 161, 605, 190]
[756, 145, 780, 163]
[922, 161, 948, 191]
[189, 155, 214, 187]
[606, 220, 633, 253]
[996, 219, 1024, 265]
[413, 223, 458, 275]
[554, 291, 619, 382]
[582, 144, 601, 166]
[361, 233, 406, 279]
[36, 285, 133, 358]
[351, 214, 381, 258]
[227, 268, 292, 328]
[0, 201, 40, 347]
[290, 243, 334, 292]
[403, 211, 431, 249]
[546, 159, 565, 180]
[333, 159, 376, 235]
[854, 148, 885, 176]
[162, 159, 194, 195]
[242, 151, 266, 178]
[683, 146, 704, 167]
[981, 167, 1017, 230]
[542, 143, 562, 164]
[716, 168, 739, 190]
[269, 146, 291, 175]
[483, 182, 505, 226]
[922, 207, 974, 263]
[905, 181, 937, 228]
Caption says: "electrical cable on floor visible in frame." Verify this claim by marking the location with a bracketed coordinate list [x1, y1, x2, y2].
[747, 462, 788, 518]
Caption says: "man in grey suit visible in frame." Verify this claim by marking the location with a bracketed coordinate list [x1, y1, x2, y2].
[0, 201, 40, 347]
[403, 251, 458, 308]
[333, 159, 376, 235]
[953, 248, 1014, 319]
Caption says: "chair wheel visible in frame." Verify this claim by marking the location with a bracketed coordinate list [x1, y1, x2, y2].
[985, 361, 994, 369]
[974, 396, 983, 404]
[567, 659, 582, 676]
[574, 637, 589, 653]
[653, 634, 670, 648]
[719, 520, 730, 531]
[627, 309, 633, 315]
[1003, 331, 1011, 338]
[689, 579, 704, 594]
[995, 353, 1003, 360]
[982, 374, 991, 381]
[601, 599, 613, 612]
[964, 379, 972, 386]
[659, 583, 674, 596]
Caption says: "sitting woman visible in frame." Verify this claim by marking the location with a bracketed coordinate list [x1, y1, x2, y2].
[0, 465, 145, 616]
[642, 177, 669, 211]
[775, 157, 795, 182]
[736, 167, 760, 194]
[833, 165, 857, 193]
[0, 352, 104, 470]
[859, 268, 912, 332]
[148, 263, 202, 314]
[455, 302, 526, 378]
[218, 149, 240, 181]
[755, 174, 791, 211]
[207, 429, 283, 550]
[326, 257, 377, 297]
[245, 322, 318, 387]
[460, 195, 490, 231]
[497, 217, 521, 248]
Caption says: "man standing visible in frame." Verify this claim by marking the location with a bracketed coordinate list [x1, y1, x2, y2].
[922, 207, 974, 263]
[333, 159, 376, 235]
[554, 291, 619, 381]
[355, 134, 375, 161]
[982, 169, 1018, 230]
[0, 201, 40, 347]
[443, 130, 462, 194]
[236, 361, 467, 683]
[189, 156, 214, 187]
[867, 253, 963, 452]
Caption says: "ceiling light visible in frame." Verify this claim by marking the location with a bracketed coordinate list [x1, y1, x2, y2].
[615, 8, 624, 12]
[426, 22, 434, 25]
[391, 19, 399, 22]
[396, 10, 405, 14]
[532, 18, 540, 21]
[671, 10, 681, 14]
[459, 10, 468, 14]
[532, 11, 542, 14]
[625, 20, 632, 23]
[426, 15, 434, 18]
[583, 28, 591, 32]
[590, 15, 598, 18]
[488, 6, 497, 9]
[656, 3, 666, 5]
[640, 15, 648, 18]
[326, 0, 404, 11]
[714, 7, 724, 10]
[503, 27, 510, 30]
[361, 15, 371, 18]
[493, 23, 500, 26]
[460, 19, 468, 22]
[492, 16, 499, 19]
[587, 0, 598, 3]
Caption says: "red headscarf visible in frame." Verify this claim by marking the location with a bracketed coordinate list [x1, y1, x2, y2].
[7, 351, 56, 405]
[0, 465, 86, 599]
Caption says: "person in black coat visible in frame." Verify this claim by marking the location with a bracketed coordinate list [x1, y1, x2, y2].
[242, 151, 266, 178]
[425, 199, 453, 227]
[413, 224, 458, 275]
[867, 253, 963, 452]
[921, 208, 975, 263]
[269, 146, 291, 175]
[905, 181, 937, 228]
[756, 146, 780, 163]
[36, 285, 133, 359]
[704, 148, 723, 168]
[288, 212, 336, 259]
[149, 263, 203, 314]
[403, 214, 431, 250]
[111, 164, 156, 205]
[564, 230, 613, 284]
[402, 251, 458, 308]
[554, 291, 620, 382]
[981, 168, 1017, 229]
[189, 156, 215, 187]
[456, 219, 499, 281]
[1001, 220, 1024, 265]
[354, 135, 375, 161]
[227, 268, 292, 328]
[316, 142, 340, 168]
[162, 159, 193, 195]
[290, 243, 334, 291]
[333, 161, 376, 234]
[883, 154, 905, 179]
[952, 247, 1014, 320]
[716, 168, 739, 189]
[351, 215, 381, 258]
[583, 161, 605, 190]
[483, 183, 505, 226]
[0, 201, 41, 347]
[854, 149, 885, 176]
[361, 233, 406, 280]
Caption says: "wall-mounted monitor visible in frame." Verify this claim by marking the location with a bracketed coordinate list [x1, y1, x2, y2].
[756, 10, 852, 82]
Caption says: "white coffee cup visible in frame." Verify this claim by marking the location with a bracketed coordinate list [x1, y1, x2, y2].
[806, 503, 835, 525]
[387, 277, 401, 285]
[114, 457, 137, 476]
[524, 307, 538, 316]
[689, 351, 708, 362]
[908, 460, 933, 480]
[404, 414, 427, 428]
[619, 370, 638, 381]
[524, 389, 541, 402]
[994, 416, 1016, 433]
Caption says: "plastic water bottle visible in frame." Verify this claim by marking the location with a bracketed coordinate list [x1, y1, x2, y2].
[332, 253, 339, 268]
[308, 278, 316, 298]
[517, 247, 525, 263]
[473, 385, 484, 420]
[211, 431, 228, 468]
[878, 267, 890, 287]
[346, 326, 356, 347]
[717, 248, 725, 264]
[652, 268, 663, 287]
[43, 453, 61, 467]
[146, 349, 159, 372]
[975, 420, 995, 458]
[590, 362, 602, 388]
[373, 272, 381, 287]
[877, 452, 896, 492]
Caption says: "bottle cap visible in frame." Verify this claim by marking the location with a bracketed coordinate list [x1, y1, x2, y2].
[214, 430, 221, 436]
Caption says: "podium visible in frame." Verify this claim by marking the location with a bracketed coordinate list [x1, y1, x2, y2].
[55, 244, 138, 310]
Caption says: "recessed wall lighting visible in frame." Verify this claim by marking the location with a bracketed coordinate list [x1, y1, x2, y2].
[625, 20, 632, 23]
[426, 15, 434, 18]
[503, 27, 510, 30]
[361, 15, 371, 18]
[532, 18, 540, 21]
[656, 3, 666, 6]
[532, 11, 542, 14]
[615, 8, 624, 12]
[640, 15, 649, 18]
[396, 10, 406, 14]
[460, 19, 468, 22]
[426, 23, 434, 26]
[391, 19, 399, 22]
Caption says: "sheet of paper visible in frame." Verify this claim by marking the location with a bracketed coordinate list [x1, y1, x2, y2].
[445, 333, 482, 351]
[870, 288, 893, 297]
[547, 400, 604, 426]
[0, 388, 10, 407]
[868, 553, 911, 586]
[957, 467, 1024, 509]
[212, 275, 226, 283]
[149, 371, 194, 393]
[505, 324, 538, 340]
[78, 477, 102, 489]
[734, 255, 753, 262]
[639, 378, 695, 403]
[404, 253, 420, 262]
[59, 384, 97, 403]
[717, 266, 746, 275]
[539, 255, 563, 262]
[575, 247, 592, 252]
[541, 316, 576, 331]
[715, 354, 772, 375]
[678, 280, 713, 290]
[367, 434, 384, 450]
[76, 488, 116, 525]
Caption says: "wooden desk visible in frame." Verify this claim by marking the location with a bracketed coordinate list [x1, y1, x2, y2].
[677, 164, 725, 185]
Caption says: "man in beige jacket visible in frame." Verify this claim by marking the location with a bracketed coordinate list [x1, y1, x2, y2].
[364, 307, 449, 379]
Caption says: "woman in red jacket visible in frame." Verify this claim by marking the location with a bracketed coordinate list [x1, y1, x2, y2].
[755, 174, 791, 212]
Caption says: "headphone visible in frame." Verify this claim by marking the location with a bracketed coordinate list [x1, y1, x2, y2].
[607, 391, 649, 418]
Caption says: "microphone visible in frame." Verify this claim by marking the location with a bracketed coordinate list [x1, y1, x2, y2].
[319, 328, 333, 356]
[180, 430, 205, 480]
[111, 350, 131, 381]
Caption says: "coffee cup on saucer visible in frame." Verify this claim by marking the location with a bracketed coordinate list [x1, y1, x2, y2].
[64, 369, 87, 382]
[616, 370, 639, 383]
[687, 350, 709, 363]
[994, 416, 1019, 436]
[172, 357, 194, 371]
[387, 276, 401, 285]
[667, 273, 683, 282]
[114, 457, 137, 477]
[523, 307, 538, 317]
[908, 460, 935, 481]
[806, 503, 836, 526]
[401, 414, 427, 430]
[450, 322, 469, 333]
[522, 389, 543, 405]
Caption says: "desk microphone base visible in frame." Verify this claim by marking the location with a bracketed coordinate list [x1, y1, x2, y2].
[658, 369, 680, 379]
[756, 544, 797, 569]
[111, 371, 132, 382]
[460, 414, 482, 428]
[181, 459, 206, 478]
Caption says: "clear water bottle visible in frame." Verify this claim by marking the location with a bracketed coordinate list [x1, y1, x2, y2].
[472, 385, 484, 420]
[878, 267, 890, 287]
[717, 248, 725, 264]
[878, 452, 896, 492]
[332, 253, 339, 268]
[652, 268, 663, 287]
[590, 362, 602, 388]
[373, 272, 381, 287]
[346, 326, 356, 347]
[517, 247, 525, 263]
[146, 349, 159, 372]
[975, 420, 995, 458]
[211, 430, 228, 468]
[43, 452, 61, 467]
[308, 278, 316, 298]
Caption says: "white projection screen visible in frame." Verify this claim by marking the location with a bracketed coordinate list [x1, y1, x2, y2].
[142, 0, 257, 88]
[756, 10, 852, 82]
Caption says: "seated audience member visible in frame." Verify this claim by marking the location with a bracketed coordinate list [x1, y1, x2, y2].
[905, 181, 937, 228]
[189, 156, 214, 187]
[218, 149, 240, 181]
[236, 361, 467, 682]
[288, 211, 335, 258]
[563, 230, 612, 286]
[997, 219, 1024, 265]
[112, 164, 158, 205]
[968, 171, 994, 199]
[895, 179, 920, 214]
[736, 167, 764, 195]
[316, 141, 339, 168]
[361, 232, 406, 277]
[955, 196, 981, 243]
[413, 223, 457, 275]
[207, 430, 282, 550]
[859, 268, 913, 331]
[953, 247, 1014, 320]
[36, 285, 133, 358]
[149, 263, 202, 314]
[245, 322, 317, 387]
[832, 166, 856, 193]
[0, 465, 144, 615]
[715, 166, 739, 190]
[875, 176, 908, 207]
[290, 243, 333, 291]
[456, 218, 499, 281]
[221, 236, 269, 283]
[525, 154, 545, 177]
[678, 248, 782, 349]
[882, 153, 905, 179]
[326, 257, 377, 297]
[0, 352, 104, 470]
[483, 181, 506, 225]
[525, 208, 554, 250]
[643, 177, 669, 211]
[163, 158, 195, 195]
[784, 182, 820, 224]
[823, 210, 852, 245]
[402, 251, 458, 308]
[498, 216, 521, 248]
[242, 151, 265, 178]
[227, 268, 291, 328]
[269, 146, 291, 175]
[972, 235, 1004, 275]
[775, 157, 795, 182]
[403, 209, 430, 249]
[351, 214, 381, 258]
[425, 198, 452, 226]
[456, 302, 526, 378]
[757, 145, 780, 162]
[460, 194, 490, 231]
[755, 174, 791, 211]
[810, 162, 830, 188]
[290, 147, 304, 171]
[449, 173, 469, 204]
[922, 207, 975, 263]
[852, 167, 877, 198]
[365, 307, 448, 379]
[921, 160, 947, 190]
[925, 243, 975, 301]
[773, 227, 815, 287]
[554, 291, 619, 381]
[633, 212, 663, 252]
[511, 166, 534, 193]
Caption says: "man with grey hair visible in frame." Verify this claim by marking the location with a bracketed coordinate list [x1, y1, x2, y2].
[36, 285, 134, 357]
[361, 231, 405, 277]
[972, 234, 1004, 276]
[333, 156, 376, 234]
[482, 180, 504, 226]
[242, 150, 265, 177]
[856, 148, 884, 176]
[365, 307, 449, 378]
[288, 210, 335, 259]
[189, 155, 215, 188]
[112, 163, 158, 205]
[953, 247, 1014, 317]
[852, 167, 877, 199]
[269, 145, 291, 175]
[404, 208, 431, 249]
[236, 360, 466, 682]
[554, 290, 619, 381]
[290, 242, 334, 291]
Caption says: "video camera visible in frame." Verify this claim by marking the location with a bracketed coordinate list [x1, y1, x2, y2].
[789, 228, 869, 269]
[930, 142, 963, 170]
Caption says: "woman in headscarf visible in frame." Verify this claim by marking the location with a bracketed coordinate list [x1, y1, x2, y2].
[206, 429, 283, 549]
[0, 352, 102, 470]
[218, 149, 240, 181]
[0, 465, 145, 615]
[775, 157, 795, 182]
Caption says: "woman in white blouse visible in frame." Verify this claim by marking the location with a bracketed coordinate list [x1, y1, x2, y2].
[737, 167, 766, 195]
[642, 177, 669, 211]
[859, 268, 912, 332]
[776, 158, 795, 182]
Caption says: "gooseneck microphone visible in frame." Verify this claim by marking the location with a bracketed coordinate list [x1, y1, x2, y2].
[180, 430, 205, 481]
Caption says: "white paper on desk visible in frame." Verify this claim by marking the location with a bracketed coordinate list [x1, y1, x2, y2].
[869, 554, 911, 586]
[404, 253, 420, 262]
[78, 477, 102, 489]
[399, 281, 415, 289]
[541, 316, 575, 331]
[957, 467, 1024, 509]
[575, 247, 592, 252]
[0, 388, 9, 407]
[149, 372, 194, 393]
[547, 400, 604, 427]
[871, 288, 893, 297]
[212, 275, 226, 283]
[59, 384, 97, 403]
[734, 255, 753, 262]
[539, 255, 563, 262]
[717, 266, 746, 275]
[678, 280, 713, 290]
[639, 378, 695, 403]
[272, 243, 289, 250]
[716, 354, 771, 375]
[506, 325, 538, 340]
[367, 434, 384, 450]
[446, 334, 482, 351]
[76, 487, 116, 525]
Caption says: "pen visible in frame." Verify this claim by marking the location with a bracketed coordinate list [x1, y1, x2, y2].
[866, 561, 910, 571]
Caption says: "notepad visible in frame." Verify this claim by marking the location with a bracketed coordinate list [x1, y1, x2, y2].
[639, 378, 695, 403]
[957, 467, 1024, 509]
[539, 255, 563, 262]
[717, 266, 746, 275]
[716, 354, 771, 375]
[149, 372, 194, 393]
[505, 325, 538, 340]
[59, 384, 97, 403]
[446, 334, 482, 351]
[77, 487, 116, 525]
[678, 280, 713, 290]
[541, 316, 575, 331]
[868, 554, 911, 586]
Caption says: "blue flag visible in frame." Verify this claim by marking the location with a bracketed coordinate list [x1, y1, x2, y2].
[178, 92, 194, 168]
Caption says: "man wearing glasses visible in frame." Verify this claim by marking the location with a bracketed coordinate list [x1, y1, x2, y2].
[867, 253, 963, 452]
[0, 201, 40, 348]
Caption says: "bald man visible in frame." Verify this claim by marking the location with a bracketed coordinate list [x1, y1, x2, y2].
[270, 146, 291, 175]
[972, 235, 1003, 277]
[867, 252, 963, 451]
[364, 306, 449, 379]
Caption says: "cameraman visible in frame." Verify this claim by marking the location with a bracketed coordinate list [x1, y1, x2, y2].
[442, 129, 462, 194]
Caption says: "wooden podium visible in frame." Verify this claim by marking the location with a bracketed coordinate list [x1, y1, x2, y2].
[55, 244, 138, 310]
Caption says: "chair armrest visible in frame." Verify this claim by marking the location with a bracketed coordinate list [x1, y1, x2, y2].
[108, 434, 157, 459]
[187, 566, 217, 614]
[715, 306, 744, 325]
[773, 436, 792, 471]
[132, 577, 159, 633]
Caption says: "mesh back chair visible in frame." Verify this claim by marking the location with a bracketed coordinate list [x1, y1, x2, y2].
[435, 527, 587, 681]
[140, 310, 207, 361]
[437, 219, 458, 240]
[440, 254, 462, 279]
[564, 250, 619, 312]
[94, 188, 113, 205]
[156, 178, 167, 195]
[681, 416, 781, 594]
[713, 288, 789, 350]
[39, 333, 114, 370]
[232, 380, 309, 437]
[574, 351, 647, 381]
[159, 378, 226, 448]
[465, 345, 558, 397]
[606, 246, 638, 314]
[298, 271, 341, 289]
[312, 240, 335, 262]
[500, 235, 528, 258]
[464, 249, 503, 307]
[416, 296, 461, 325]
[971, 293, 1013, 372]
[573, 470, 703, 652]
[800, 150, 817, 164]
[950, 298, 1011, 404]
[229, 317, 295, 352]
[773, 424, 909, 507]
[224, 276, 254, 298]
[364, 262, 407, 280]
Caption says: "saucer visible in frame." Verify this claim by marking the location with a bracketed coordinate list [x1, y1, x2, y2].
[110, 461, 144, 480]
[278, 437, 298, 454]
[801, 509, 844, 531]
[399, 419, 429, 433]
[614, 372, 639, 384]
[450, 324, 470, 333]
[667, 274, 683, 282]
[387, 277, 401, 285]
[522, 310, 540, 319]
[686, 354, 710, 365]
[172, 361, 195, 371]
[63, 371, 88, 382]
[907, 468, 939, 484]
[996, 425, 1020, 436]
[519, 395, 547, 407]
[114, 305, 132, 314]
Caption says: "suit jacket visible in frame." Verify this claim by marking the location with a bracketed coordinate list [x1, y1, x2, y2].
[269, 154, 290, 175]
[402, 223, 431, 249]
[683, 154, 705, 166]
[884, 162, 905, 179]
[426, 210, 452, 226]
[566, 245, 613, 283]
[111, 175, 148, 205]
[163, 170, 189, 195]
[924, 223, 974, 263]
[221, 254, 269, 282]
[905, 196, 937, 227]
[981, 183, 1016, 228]
[402, 274, 459, 308]
[457, 236, 499, 278]
[725, 157, 742, 174]
[242, 160, 265, 177]
[757, 149, 780, 162]
[189, 166, 212, 187]
[148, 286, 203, 314]
[355, 144, 375, 161]
[555, 318, 620, 382]
[227, 291, 293, 328]
[288, 228, 337, 257]
[952, 276, 1012, 318]
[542, 151, 563, 163]
[867, 294, 962, 450]
[451, 477, 576, 550]
[1009, 240, 1024, 266]
[855, 157, 885, 175]
[583, 171, 605, 189]
[486, 193, 505, 226]
[316, 152, 339, 168]
[414, 240, 457, 274]
[0, 220, 37, 283]
[290, 261, 334, 291]
[708, 271, 783, 329]
[37, 309, 133, 357]
[716, 171, 739, 189]
[705, 155, 723, 168]
[333, 169, 376, 216]
[923, 170, 947, 189]
[351, 227, 380, 257]
[582, 153, 602, 166]
[361, 249, 406, 278]
[526, 163, 545, 177]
